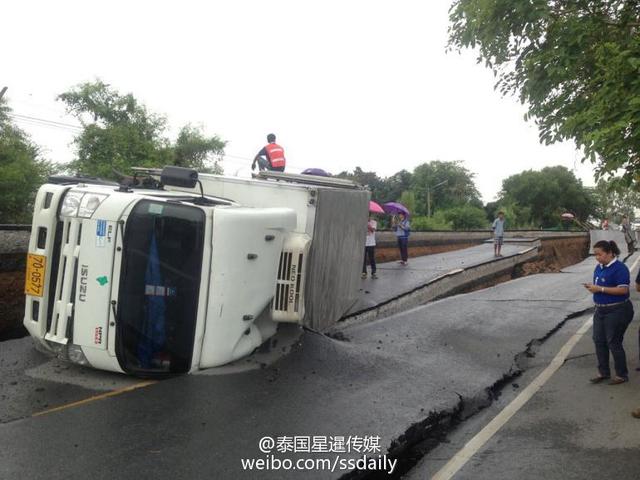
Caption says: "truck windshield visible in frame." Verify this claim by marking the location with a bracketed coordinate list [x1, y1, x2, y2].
[117, 200, 205, 375]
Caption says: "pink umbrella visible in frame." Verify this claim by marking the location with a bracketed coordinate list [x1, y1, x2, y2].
[561, 212, 575, 219]
[369, 201, 384, 214]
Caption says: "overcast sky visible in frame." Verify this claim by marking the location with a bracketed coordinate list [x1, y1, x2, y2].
[2, 0, 596, 202]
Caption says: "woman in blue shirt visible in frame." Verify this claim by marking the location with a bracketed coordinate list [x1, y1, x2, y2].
[584, 240, 634, 384]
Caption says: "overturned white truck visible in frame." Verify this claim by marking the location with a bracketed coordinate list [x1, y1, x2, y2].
[23, 167, 368, 376]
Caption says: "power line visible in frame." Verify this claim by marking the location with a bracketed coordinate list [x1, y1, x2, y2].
[7, 113, 82, 131]
[9, 117, 80, 134]
[222, 151, 307, 170]
[6, 111, 316, 172]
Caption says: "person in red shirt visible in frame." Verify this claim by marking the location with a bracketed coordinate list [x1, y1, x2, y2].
[252, 133, 286, 172]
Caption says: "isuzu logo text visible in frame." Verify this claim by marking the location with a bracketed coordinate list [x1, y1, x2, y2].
[79, 265, 89, 302]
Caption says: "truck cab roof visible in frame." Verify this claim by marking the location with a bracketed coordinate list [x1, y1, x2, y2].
[49, 177, 238, 208]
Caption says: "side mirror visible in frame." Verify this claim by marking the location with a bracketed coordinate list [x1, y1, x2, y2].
[161, 166, 198, 188]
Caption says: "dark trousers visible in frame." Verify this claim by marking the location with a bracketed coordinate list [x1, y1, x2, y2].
[257, 157, 285, 172]
[397, 237, 409, 262]
[362, 246, 376, 274]
[592, 300, 634, 379]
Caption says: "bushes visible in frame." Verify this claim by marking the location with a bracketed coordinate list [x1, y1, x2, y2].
[441, 205, 488, 230]
[411, 214, 452, 231]
[408, 205, 488, 231]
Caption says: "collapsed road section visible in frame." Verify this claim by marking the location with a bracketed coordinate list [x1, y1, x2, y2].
[0, 254, 602, 480]
[342, 241, 540, 325]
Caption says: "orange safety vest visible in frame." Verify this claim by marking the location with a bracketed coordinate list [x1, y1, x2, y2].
[264, 143, 286, 169]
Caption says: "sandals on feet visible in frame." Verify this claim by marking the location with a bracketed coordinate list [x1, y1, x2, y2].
[608, 377, 628, 385]
[589, 375, 610, 384]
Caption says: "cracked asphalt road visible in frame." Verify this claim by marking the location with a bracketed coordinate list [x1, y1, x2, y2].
[0, 252, 601, 479]
[409, 254, 640, 480]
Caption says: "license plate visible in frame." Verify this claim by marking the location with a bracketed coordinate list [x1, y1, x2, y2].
[25, 253, 47, 297]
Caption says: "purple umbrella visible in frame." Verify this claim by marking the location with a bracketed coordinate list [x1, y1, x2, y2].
[383, 202, 410, 216]
[301, 168, 331, 177]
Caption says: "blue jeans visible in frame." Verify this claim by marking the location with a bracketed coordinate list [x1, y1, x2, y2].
[592, 300, 633, 379]
[397, 237, 409, 262]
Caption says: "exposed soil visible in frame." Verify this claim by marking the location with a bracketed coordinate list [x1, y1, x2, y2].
[375, 242, 479, 263]
[0, 270, 27, 341]
[514, 236, 589, 277]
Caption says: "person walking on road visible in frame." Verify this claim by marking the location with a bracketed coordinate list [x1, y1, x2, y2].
[362, 214, 378, 279]
[584, 240, 634, 385]
[492, 211, 506, 257]
[392, 212, 410, 266]
[621, 215, 635, 253]
[252, 133, 286, 172]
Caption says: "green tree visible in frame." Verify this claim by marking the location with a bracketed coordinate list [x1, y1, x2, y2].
[410, 160, 481, 216]
[174, 124, 224, 174]
[378, 169, 413, 204]
[492, 201, 533, 229]
[411, 213, 453, 231]
[0, 98, 52, 223]
[590, 176, 640, 222]
[59, 80, 225, 178]
[336, 167, 385, 199]
[441, 205, 489, 230]
[499, 166, 595, 228]
[399, 190, 417, 214]
[448, 1, 640, 185]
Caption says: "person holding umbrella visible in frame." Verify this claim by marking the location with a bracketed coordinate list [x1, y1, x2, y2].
[393, 212, 411, 265]
[363, 201, 384, 279]
[380, 203, 409, 267]
[383, 202, 411, 265]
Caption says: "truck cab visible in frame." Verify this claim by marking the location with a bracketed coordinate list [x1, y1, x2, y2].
[24, 168, 368, 377]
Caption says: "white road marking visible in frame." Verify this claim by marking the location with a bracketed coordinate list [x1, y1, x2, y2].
[431, 254, 640, 480]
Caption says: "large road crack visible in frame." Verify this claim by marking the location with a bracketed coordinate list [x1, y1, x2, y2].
[340, 307, 593, 480]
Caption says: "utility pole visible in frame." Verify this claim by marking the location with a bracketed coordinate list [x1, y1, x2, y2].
[427, 180, 447, 217]
[0, 87, 7, 101]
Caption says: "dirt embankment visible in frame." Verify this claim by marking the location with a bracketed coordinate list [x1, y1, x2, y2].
[515, 236, 590, 276]
[1, 254, 28, 341]
[0, 230, 30, 341]
[375, 242, 480, 263]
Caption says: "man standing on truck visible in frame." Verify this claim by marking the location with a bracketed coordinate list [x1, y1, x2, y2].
[252, 133, 286, 172]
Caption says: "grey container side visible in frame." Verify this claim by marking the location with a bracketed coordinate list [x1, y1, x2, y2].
[303, 188, 370, 330]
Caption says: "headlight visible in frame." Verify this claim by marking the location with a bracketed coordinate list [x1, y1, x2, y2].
[61, 192, 108, 218]
[61, 192, 84, 217]
[78, 193, 108, 218]
[67, 344, 90, 366]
